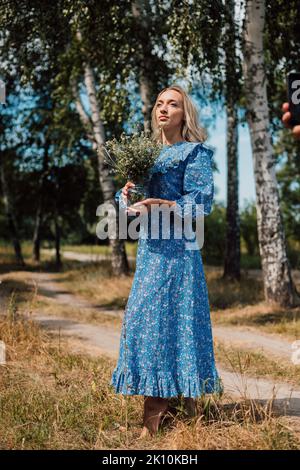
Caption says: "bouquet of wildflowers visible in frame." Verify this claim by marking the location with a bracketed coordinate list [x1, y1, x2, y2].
[103, 131, 163, 205]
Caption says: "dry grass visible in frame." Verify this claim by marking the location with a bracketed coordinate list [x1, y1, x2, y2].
[57, 262, 300, 341]
[204, 267, 265, 309]
[35, 298, 123, 329]
[62, 262, 266, 311]
[60, 242, 138, 257]
[0, 308, 299, 449]
[57, 261, 134, 308]
[211, 302, 300, 341]
[1, 246, 300, 449]
[214, 340, 300, 387]
[159, 401, 299, 450]
[0, 287, 299, 449]
[2, 254, 298, 341]
[1, 243, 299, 342]
[0, 243, 54, 268]
[0, 262, 128, 327]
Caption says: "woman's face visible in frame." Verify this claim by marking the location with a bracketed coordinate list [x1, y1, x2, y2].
[155, 90, 184, 132]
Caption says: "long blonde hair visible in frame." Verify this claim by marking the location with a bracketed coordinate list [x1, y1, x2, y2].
[151, 85, 207, 144]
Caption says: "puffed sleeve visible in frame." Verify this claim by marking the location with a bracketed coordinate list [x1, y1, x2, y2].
[173, 144, 214, 220]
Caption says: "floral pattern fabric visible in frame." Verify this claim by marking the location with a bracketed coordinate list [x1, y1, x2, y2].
[110, 141, 223, 398]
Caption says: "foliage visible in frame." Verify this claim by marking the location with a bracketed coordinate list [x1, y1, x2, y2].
[104, 131, 163, 184]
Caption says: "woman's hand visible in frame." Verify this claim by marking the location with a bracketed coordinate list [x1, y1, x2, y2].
[122, 181, 135, 197]
[118, 181, 135, 207]
[126, 198, 176, 216]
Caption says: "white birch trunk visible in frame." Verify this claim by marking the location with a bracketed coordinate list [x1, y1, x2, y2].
[131, 0, 154, 133]
[242, 0, 299, 306]
[74, 30, 129, 276]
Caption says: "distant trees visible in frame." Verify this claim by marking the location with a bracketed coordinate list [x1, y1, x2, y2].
[0, 0, 300, 306]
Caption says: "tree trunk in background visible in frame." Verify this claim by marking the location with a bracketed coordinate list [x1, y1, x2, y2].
[223, 0, 240, 281]
[32, 142, 49, 262]
[0, 159, 25, 266]
[82, 63, 129, 276]
[131, 0, 156, 134]
[74, 32, 129, 276]
[243, 0, 300, 306]
[54, 205, 61, 270]
[224, 101, 240, 280]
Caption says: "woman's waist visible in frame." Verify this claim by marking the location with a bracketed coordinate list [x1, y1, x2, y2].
[139, 213, 198, 240]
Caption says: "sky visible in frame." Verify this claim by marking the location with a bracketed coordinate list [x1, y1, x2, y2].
[206, 111, 256, 210]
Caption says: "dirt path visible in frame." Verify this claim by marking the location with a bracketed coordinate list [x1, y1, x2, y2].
[34, 272, 295, 364]
[31, 272, 123, 318]
[213, 325, 293, 363]
[33, 312, 300, 417]
[18, 270, 298, 420]
[43, 249, 136, 264]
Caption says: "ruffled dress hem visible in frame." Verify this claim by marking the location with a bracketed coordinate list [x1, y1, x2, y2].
[110, 368, 224, 399]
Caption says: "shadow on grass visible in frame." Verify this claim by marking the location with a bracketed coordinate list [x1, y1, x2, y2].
[208, 274, 264, 310]
[230, 309, 300, 326]
[159, 396, 300, 436]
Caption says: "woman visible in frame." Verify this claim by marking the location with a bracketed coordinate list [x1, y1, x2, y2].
[110, 85, 223, 438]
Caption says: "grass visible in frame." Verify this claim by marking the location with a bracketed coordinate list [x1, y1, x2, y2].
[214, 340, 300, 387]
[56, 261, 134, 309]
[2, 243, 299, 341]
[0, 264, 299, 449]
[0, 242, 54, 264]
[0, 309, 299, 449]
[46, 261, 300, 341]
[59, 242, 138, 258]
[35, 297, 123, 329]
[41, 259, 266, 312]
[0, 318, 117, 449]
[211, 303, 300, 341]
[5, 273, 300, 391]
[204, 267, 265, 309]
[0, 264, 124, 328]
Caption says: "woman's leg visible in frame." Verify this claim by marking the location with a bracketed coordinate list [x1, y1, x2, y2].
[139, 396, 169, 437]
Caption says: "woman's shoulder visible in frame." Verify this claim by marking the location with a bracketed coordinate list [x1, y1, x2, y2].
[186, 141, 214, 161]
[148, 141, 213, 177]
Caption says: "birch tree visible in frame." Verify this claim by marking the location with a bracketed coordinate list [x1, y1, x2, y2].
[69, 15, 130, 276]
[242, 0, 300, 306]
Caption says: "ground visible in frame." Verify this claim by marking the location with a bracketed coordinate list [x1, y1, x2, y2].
[0, 245, 299, 449]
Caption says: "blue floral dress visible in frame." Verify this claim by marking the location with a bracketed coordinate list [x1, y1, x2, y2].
[110, 141, 223, 398]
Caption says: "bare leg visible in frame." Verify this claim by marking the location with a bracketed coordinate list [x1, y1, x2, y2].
[139, 396, 169, 438]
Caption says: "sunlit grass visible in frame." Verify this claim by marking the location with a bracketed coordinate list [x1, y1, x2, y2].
[35, 297, 123, 329]
[58, 261, 134, 308]
[60, 242, 138, 258]
[211, 303, 300, 341]
[1, 244, 300, 342]
[0, 309, 299, 450]
[214, 340, 300, 387]
[0, 261, 299, 449]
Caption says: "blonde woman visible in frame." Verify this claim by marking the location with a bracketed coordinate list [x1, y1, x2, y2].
[111, 85, 223, 438]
